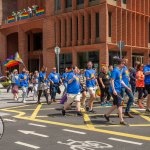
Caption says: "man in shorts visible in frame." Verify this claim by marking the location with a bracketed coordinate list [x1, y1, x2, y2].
[85, 61, 97, 112]
[62, 66, 82, 116]
[104, 59, 132, 125]
[143, 62, 150, 114]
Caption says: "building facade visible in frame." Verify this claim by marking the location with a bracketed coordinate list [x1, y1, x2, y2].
[0, 0, 150, 74]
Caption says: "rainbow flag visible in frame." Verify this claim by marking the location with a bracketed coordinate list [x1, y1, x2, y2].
[7, 16, 15, 23]
[36, 8, 45, 16]
[21, 12, 29, 20]
[3, 55, 20, 68]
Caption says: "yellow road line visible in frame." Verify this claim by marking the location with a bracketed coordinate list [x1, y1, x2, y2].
[94, 124, 150, 127]
[0, 105, 30, 110]
[81, 108, 95, 129]
[1, 107, 150, 141]
[15, 115, 150, 141]
[131, 109, 150, 122]
[30, 104, 43, 119]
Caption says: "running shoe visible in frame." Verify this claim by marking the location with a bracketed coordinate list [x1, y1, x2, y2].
[77, 112, 83, 116]
[104, 114, 110, 122]
[106, 102, 112, 106]
[62, 109, 66, 116]
[124, 112, 134, 118]
[120, 121, 128, 126]
[145, 109, 150, 115]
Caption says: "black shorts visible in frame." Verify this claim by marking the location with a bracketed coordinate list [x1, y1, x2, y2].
[136, 87, 148, 99]
[111, 93, 122, 107]
[145, 84, 150, 94]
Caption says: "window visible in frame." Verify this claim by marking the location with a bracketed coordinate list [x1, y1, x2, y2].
[149, 22, 150, 43]
[66, 0, 72, 8]
[33, 33, 43, 51]
[60, 53, 72, 73]
[55, 0, 61, 10]
[96, 13, 99, 38]
[89, 0, 96, 2]
[77, 0, 84, 5]
[122, 0, 127, 4]
[88, 14, 91, 39]
[76, 16, 78, 40]
[108, 12, 112, 37]
[70, 18, 72, 42]
[82, 16, 84, 40]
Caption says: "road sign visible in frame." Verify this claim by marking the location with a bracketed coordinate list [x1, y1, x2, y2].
[117, 41, 125, 49]
[55, 46, 60, 55]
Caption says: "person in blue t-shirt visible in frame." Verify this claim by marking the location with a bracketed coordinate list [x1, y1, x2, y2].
[120, 58, 134, 118]
[62, 66, 82, 116]
[62, 68, 68, 95]
[143, 63, 150, 114]
[19, 68, 29, 103]
[37, 66, 50, 105]
[48, 67, 61, 102]
[104, 59, 132, 125]
[85, 61, 97, 112]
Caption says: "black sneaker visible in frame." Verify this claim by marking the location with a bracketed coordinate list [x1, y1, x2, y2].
[86, 106, 89, 111]
[104, 114, 110, 122]
[88, 109, 96, 113]
[120, 121, 128, 126]
[77, 112, 83, 117]
[145, 109, 150, 115]
[62, 110, 66, 116]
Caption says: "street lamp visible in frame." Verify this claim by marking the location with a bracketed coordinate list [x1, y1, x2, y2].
[54, 46, 61, 74]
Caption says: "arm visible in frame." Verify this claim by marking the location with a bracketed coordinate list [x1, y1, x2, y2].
[110, 78, 117, 95]
[121, 80, 131, 92]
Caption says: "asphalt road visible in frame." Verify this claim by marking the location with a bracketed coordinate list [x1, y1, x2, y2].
[0, 88, 150, 150]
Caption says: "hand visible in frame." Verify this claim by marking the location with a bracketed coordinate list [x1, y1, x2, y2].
[127, 87, 132, 92]
[113, 90, 117, 96]
[102, 85, 105, 88]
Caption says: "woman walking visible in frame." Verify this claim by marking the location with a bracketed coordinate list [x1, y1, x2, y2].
[12, 69, 19, 101]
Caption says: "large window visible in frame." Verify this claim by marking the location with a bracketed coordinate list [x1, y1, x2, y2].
[59, 53, 72, 73]
[89, 14, 91, 39]
[55, 0, 61, 10]
[33, 33, 43, 51]
[77, 51, 99, 69]
[122, 0, 127, 4]
[66, 0, 72, 8]
[109, 51, 126, 65]
[108, 12, 112, 37]
[76, 16, 78, 41]
[77, 0, 84, 5]
[149, 22, 150, 43]
[96, 13, 100, 38]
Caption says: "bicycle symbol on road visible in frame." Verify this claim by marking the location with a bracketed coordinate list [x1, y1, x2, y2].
[57, 139, 113, 150]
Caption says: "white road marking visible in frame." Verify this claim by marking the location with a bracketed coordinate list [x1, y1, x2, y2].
[108, 138, 143, 145]
[4, 118, 16, 122]
[18, 130, 49, 138]
[15, 141, 40, 149]
[63, 129, 86, 135]
[28, 123, 47, 128]
[134, 108, 146, 111]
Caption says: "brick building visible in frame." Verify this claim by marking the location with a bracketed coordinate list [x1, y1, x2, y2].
[0, 0, 150, 74]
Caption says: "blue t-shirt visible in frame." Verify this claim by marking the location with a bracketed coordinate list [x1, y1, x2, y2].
[67, 71, 80, 94]
[62, 72, 68, 83]
[144, 65, 150, 84]
[121, 66, 130, 87]
[48, 72, 60, 84]
[38, 72, 46, 83]
[85, 69, 96, 88]
[110, 67, 122, 93]
[19, 73, 28, 87]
